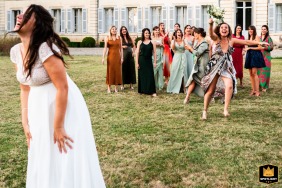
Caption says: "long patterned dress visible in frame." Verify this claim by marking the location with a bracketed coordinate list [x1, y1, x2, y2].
[202, 41, 237, 97]
[152, 39, 164, 90]
[231, 34, 245, 79]
[106, 38, 122, 85]
[184, 37, 194, 85]
[160, 33, 172, 78]
[257, 36, 273, 89]
[185, 40, 209, 97]
[138, 41, 156, 94]
[122, 39, 136, 85]
[167, 41, 186, 93]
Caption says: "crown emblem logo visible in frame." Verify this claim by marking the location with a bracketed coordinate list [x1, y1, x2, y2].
[263, 166, 274, 177]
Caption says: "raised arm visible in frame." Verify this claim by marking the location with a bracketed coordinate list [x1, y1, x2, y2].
[171, 40, 175, 50]
[102, 37, 108, 64]
[209, 18, 218, 41]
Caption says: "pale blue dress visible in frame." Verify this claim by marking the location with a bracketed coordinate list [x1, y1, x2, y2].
[152, 39, 164, 90]
[184, 38, 194, 85]
[167, 41, 187, 93]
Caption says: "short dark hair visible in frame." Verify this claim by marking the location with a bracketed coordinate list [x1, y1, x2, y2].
[194, 27, 206, 37]
[174, 23, 181, 28]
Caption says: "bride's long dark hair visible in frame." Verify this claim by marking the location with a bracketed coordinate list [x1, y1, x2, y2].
[10, 4, 71, 78]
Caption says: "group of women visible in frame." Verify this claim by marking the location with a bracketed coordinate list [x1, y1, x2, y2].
[103, 21, 271, 119]
[10, 4, 272, 187]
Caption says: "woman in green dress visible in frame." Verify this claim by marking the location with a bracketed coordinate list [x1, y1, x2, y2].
[258, 25, 274, 92]
[167, 29, 187, 93]
[136, 28, 157, 96]
[152, 26, 164, 90]
[183, 28, 209, 104]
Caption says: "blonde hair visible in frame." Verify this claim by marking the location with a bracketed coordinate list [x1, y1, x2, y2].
[108, 26, 119, 40]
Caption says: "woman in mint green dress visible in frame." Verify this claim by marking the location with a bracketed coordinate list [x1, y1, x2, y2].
[167, 29, 187, 93]
[152, 26, 164, 90]
[183, 25, 194, 85]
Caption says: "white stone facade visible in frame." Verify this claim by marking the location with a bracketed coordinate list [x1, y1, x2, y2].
[1, 0, 282, 44]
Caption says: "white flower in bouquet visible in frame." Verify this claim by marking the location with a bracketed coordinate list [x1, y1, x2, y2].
[207, 5, 225, 24]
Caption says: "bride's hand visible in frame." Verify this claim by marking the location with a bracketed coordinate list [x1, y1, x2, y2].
[54, 127, 73, 153]
[23, 124, 32, 149]
[209, 18, 214, 24]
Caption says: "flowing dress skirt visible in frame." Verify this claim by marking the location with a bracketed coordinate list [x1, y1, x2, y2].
[26, 75, 106, 188]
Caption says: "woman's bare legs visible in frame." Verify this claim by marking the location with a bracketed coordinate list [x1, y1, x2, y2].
[249, 68, 260, 96]
[184, 81, 196, 104]
[221, 76, 233, 116]
[203, 74, 220, 119]
[107, 85, 111, 93]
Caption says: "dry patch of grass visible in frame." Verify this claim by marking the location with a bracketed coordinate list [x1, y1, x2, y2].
[1, 56, 282, 187]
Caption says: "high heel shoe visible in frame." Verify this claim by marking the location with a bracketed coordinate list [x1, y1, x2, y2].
[183, 96, 190, 104]
[202, 111, 207, 120]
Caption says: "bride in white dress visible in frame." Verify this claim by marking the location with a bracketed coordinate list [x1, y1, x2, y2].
[10, 4, 106, 187]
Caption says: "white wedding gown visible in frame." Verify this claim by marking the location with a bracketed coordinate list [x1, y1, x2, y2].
[10, 42, 106, 188]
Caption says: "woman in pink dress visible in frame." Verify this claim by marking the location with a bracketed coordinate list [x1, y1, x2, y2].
[232, 24, 245, 87]
[159, 22, 172, 85]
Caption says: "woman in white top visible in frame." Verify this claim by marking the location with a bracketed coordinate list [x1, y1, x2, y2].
[10, 4, 106, 188]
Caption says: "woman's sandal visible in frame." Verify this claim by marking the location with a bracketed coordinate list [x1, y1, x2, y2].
[183, 96, 190, 104]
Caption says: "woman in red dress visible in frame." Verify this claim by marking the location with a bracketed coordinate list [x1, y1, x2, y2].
[159, 22, 172, 85]
[231, 24, 245, 87]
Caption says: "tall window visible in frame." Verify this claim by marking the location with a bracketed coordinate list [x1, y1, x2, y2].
[202, 6, 209, 32]
[128, 8, 137, 33]
[7, 10, 21, 31]
[105, 8, 114, 32]
[73, 8, 82, 33]
[276, 4, 282, 31]
[236, 2, 252, 32]
[151, 7, 162, 28]
[176, 7, 187, 29]
[52, 9, 61, 33]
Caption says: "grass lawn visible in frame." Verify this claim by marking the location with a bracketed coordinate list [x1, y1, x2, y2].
[0, 55, 282, 188]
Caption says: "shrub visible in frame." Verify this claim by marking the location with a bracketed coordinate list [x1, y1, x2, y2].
[135, 37, 142, 46]
[68, 42, 81, 47]
[81, 37, 96, 47]
[100, 41, 105, 47]
[0, 37, 21, 56]
[61, 37, 70, 46]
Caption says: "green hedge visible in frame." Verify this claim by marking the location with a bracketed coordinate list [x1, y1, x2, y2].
[0, 37, 21, 56]
[135, 37, 142, 46]
[81, 37, 96, 47]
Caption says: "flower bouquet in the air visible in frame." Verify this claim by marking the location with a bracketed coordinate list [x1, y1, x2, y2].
[207, 5, 225, 24]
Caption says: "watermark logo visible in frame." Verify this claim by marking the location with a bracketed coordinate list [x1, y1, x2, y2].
[259, 165, 278, 184]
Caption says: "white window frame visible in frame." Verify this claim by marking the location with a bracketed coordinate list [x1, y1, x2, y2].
[128, 7, 137, 33]
[275, 4, 282, 32]
[176, 6, 187, 29]
[151, 6, 162, 28]
[51, 9, 61, 33]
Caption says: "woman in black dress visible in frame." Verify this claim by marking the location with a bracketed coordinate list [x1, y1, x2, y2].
[136, 28, 157, 96]
[120, 26, 136, 90]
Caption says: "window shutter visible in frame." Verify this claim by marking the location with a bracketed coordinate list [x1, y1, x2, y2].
[61, 9, 65, 33]
[137, 7, 142, 33]
[67, 9, 73, 33]
[162, 6, 167, 27]
[98, 8, 104, 33]
[195, 6, 201, 27]
[82, 8, 87, 33]
[7, 11, 11, 31]
[114, 8, 119, 28]
[120, 8, 127, 27]
[144, 7, 149, 28]
[187, 6, 193, 26]
[268, 4, 275, 32]
[169, 7, 175, 32]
